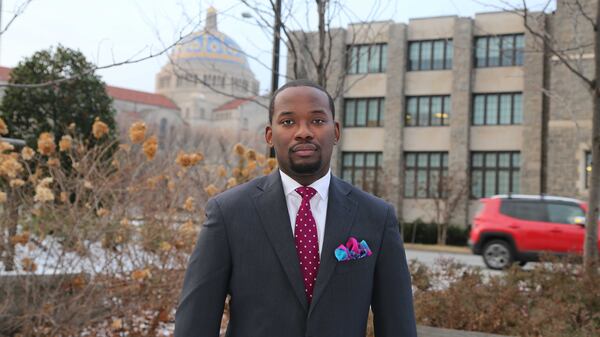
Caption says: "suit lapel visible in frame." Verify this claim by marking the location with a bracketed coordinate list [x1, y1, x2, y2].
[308, 176, 357, 316]
[252, 171, 308, 311]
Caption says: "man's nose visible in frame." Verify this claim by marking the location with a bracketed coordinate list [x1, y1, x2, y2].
[294, 121, 314, 139]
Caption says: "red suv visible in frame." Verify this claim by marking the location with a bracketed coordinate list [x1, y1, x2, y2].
[469, 194, 600, 270]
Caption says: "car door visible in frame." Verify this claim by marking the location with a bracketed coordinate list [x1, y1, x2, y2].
[544, 201, 586, 254]
[499, 200, 550, 252]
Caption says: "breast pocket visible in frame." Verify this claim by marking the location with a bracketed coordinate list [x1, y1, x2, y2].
[334, 256, 373, 274]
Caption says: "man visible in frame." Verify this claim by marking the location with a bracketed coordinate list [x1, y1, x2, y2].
[175, 80, 417, 337]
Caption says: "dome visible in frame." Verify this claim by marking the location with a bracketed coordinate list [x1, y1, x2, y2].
[170, 7, 250, 70]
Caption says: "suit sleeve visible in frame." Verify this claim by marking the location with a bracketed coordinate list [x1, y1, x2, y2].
[371, 204, 417, 337]
[174, 198, 231, 337]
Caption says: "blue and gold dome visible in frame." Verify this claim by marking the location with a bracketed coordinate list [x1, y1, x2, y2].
[171, 7, 250, 69]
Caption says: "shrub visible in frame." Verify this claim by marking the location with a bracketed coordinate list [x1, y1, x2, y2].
[402, 220, 469, 246]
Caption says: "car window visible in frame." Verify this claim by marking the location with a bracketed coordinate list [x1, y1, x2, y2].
[500, 200, 547, 222]
[546, 202, 585, 224]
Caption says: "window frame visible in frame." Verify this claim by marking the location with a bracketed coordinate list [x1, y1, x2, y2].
[344, 97, 385, 127]
[474, 34, 525, 68]
[408, 39, 453, 71]
[470, 151, 520, 199]
[346, 43, 388, 74]
[472, 93, 523, 126]
[403, 152, 449, 199]
[341, 152, 384, 196]
[405, 95, 451, 127]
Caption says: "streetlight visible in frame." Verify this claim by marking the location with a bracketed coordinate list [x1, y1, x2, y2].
[242, 0, 281, 158]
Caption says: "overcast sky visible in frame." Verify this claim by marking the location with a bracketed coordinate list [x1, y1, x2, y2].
[0, 0, 554, 94]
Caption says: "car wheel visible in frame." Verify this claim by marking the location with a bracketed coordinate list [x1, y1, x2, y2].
[482, 240, 513, 270]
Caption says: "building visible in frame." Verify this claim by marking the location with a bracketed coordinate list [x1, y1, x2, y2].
[286, 0, 596, 225]
[155, 7, 265, 133]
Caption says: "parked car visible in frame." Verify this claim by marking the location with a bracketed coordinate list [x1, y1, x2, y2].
[468, 194, 600, 270]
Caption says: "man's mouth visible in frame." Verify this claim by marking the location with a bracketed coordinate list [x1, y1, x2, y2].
[291, 144, 317, 157]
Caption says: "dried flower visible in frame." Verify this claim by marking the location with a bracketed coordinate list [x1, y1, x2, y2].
[119, 143, 131, 153]
[96, 208, 109, 217]
[34, 186, 54, 203]
[241, 168, 249, 177]
[92, 118, 109, 139]
[0, 141, 14, 153]
[179, 220, 195, 235]
[10, 231, 29, 245]
[176, 151, 204, 168]
[245, 149, 257, 161]
[59, 135, 73, 151]
[146, 175, 163, 189]
[0, 191, 6, 203]
[120, 218, 130, 227]
[0, 155, 23, 178]
[129, 121, 146, 143]
[9, 179, 25, 188]
[131, 268, 151, 281]
[227, 177, 237, 189]
[68, 122, 76, 131]
[217, 165, 227, 177]
[232, 167, 241, 177]
[267, 158, 277, 169]
[21, 257, 37, 272]
[83, 180, 93, 189]
[37, 132, 55, 155]
[47, 158, 60, 168]
[263, 167, 272, 175]
[256, 153, 266, 165]
[21, 147, 35, 160]
[167, 180, 176, 192]
[233, 143, 245, 156]
[183, 196, 195, 212]
[204, 184, 219, 196]
[60, 192, 69, 203]
[0, 117, 8, 135]
[143, 135, 158, 160]
[110, 318, 123, 331]
[159, 241, 172, 252]
[39, 177, 53, 187]
[247, 160, 257, 171]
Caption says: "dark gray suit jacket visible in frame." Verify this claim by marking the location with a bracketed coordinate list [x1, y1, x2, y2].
[175, 171, 417, 337]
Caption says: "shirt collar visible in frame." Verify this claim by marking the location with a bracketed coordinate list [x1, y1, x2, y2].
[279, 169, 331, 201]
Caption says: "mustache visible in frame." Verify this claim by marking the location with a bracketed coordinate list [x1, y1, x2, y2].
[289, 142, 319, 153]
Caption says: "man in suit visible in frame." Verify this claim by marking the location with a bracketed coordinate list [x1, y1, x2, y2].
[175, 79, 417, 337]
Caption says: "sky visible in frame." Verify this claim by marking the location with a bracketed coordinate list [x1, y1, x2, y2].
[0, 0, 555, 94]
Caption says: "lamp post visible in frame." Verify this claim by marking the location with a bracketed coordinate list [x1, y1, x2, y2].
[242, 0, 281, 158]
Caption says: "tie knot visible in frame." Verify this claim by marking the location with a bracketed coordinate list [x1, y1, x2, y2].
[295, 186, 317, 200]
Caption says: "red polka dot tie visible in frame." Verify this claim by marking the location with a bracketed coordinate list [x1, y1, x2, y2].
[294, 186, 319, 303]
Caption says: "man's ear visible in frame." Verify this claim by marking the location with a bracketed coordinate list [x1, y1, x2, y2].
[334, 120, 340, 144]
[265, 125, 273, 146]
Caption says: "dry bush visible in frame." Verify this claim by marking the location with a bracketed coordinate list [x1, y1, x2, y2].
[410, 257, 600, 337]
[0, 118, 274, 336]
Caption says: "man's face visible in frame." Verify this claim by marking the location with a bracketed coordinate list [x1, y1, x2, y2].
[265, 86, 340, 182]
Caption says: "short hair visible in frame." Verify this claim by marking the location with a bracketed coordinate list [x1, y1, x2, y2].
[268, 79, 335, 123]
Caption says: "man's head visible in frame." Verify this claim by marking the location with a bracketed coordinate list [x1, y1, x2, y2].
[265, 80, 340, 185]
[268, 79, 335, 124]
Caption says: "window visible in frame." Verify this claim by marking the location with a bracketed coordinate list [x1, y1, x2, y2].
[546, 202, 585, 224]
[472, 93, 522, 125]
[471, 152, 520, 198]
[500, 200, 547, 222]
[405, 96, 451, 126]
[344, 98, 385, 127]
[404, 152, 448, 198]
[347, 44, 387, 74]
[475, 34, 524, 68]
[341, 152, 383, 195]
[586, 151, 592, 188]
[408, 39, 453, 71]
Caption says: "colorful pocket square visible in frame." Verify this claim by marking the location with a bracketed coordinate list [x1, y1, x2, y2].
[335, 237, 372, 262]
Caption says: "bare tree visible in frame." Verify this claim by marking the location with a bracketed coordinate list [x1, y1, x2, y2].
[431, 176, 469, 245]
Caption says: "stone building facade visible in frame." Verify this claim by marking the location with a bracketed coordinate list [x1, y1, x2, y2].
[286, 0, 597, 225]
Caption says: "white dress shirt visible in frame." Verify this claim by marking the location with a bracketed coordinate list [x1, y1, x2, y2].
[279, 169, 331, 256]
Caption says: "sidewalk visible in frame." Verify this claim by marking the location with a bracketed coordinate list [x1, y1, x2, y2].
[404, 243, 471, 255]
[417, 325, 514, 337]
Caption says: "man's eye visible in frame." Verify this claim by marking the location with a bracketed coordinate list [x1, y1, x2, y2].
[313, 119, 326, 124]
[281, 119, 294, 126]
